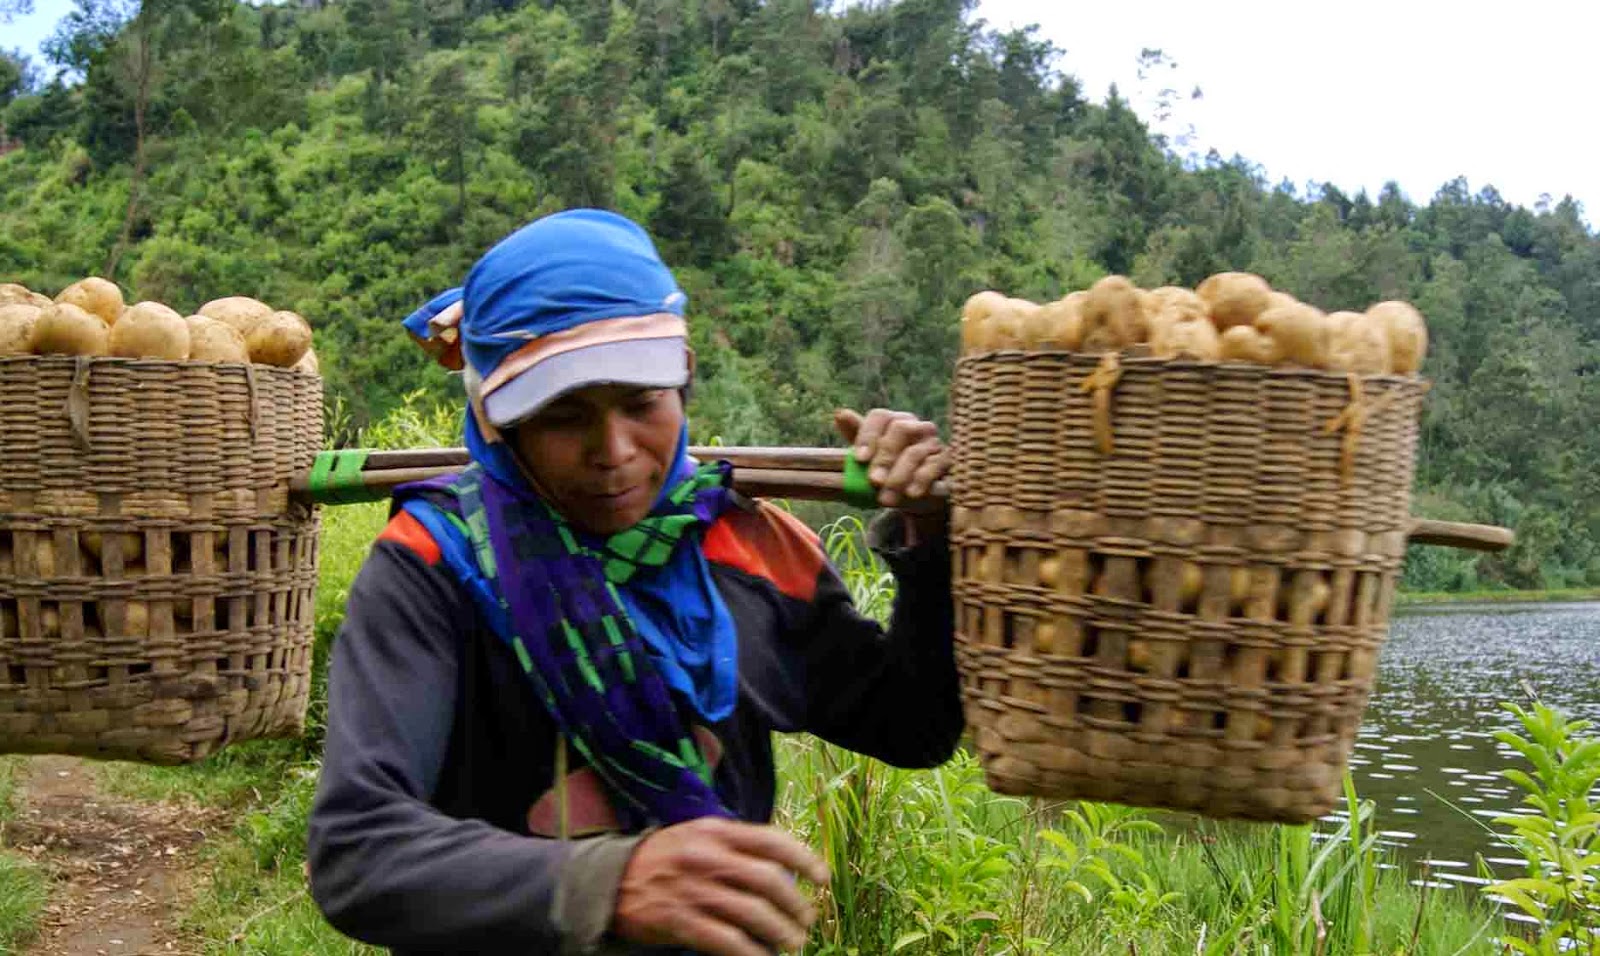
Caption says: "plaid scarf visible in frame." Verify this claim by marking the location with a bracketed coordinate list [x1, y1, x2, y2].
[452, 460, 737, 827]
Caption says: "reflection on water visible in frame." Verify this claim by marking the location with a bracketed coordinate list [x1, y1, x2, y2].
[1345, 600, 1600, 877]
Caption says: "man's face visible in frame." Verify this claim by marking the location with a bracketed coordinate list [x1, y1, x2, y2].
[510, 384, 684, 535]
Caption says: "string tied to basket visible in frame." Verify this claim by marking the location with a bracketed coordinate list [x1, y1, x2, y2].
[1324, 373, 1401, 487]
[1078, 351, 1123, 455]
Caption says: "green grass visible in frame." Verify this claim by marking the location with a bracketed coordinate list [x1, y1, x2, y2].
[0, 756, 48, 955]
[1396, 587, 1600, 605]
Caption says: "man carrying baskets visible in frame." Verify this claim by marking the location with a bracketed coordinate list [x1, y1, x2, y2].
[307, 209, 964, 955]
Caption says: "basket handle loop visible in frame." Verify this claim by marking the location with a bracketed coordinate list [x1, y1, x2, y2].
[1325, 374, 1400, 487]
[66, 356, 94, 451]
[1078, 352, 1123, 455]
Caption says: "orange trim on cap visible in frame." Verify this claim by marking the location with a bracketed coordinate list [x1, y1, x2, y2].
[481, 313, 687, 395]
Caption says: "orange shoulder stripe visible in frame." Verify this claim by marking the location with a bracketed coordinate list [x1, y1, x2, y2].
[702, 503, 823, 602]
[378, 510, 442, 566]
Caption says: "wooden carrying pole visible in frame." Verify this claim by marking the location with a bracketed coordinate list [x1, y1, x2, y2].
[289, 446, 1516, 553]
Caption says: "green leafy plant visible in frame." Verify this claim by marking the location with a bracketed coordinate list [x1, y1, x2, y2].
[1485, 701, 1600, 955]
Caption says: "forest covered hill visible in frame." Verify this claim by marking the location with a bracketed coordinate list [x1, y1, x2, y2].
[1, 0, 1596, 591]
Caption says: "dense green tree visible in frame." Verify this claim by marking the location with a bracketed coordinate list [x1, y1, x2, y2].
[0, 0, 1595, 589]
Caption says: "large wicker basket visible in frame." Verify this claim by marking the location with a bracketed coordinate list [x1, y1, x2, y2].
[948, 351, 1424, 823]
[0, 356, 322, 764]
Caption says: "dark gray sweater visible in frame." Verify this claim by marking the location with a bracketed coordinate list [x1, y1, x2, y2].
[307, 497, 962, 954]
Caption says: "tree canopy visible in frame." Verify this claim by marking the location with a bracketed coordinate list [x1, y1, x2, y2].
[1, 0, 1595, 591]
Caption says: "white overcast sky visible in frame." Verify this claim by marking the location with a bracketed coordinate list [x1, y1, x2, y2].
[6, 0, 1595, 224]
[977, 0, 1596, 223]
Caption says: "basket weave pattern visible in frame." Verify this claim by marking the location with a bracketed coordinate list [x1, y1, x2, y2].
[0, 356, 322, 764]
[949, 352, 1424, 822]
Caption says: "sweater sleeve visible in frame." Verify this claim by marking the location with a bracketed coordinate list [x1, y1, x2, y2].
[306, 535, 641, 954]
[795, 511, 964, 768]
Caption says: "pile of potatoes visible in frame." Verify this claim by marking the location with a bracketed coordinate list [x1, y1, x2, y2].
[961, 272, 1428, 376]
[0, 278, 318, 374]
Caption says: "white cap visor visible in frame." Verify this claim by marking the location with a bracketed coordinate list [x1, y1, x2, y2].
[481, 337, 689, 429]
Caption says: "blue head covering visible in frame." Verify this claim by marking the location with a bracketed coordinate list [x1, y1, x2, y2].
[411, 210, 738, 726]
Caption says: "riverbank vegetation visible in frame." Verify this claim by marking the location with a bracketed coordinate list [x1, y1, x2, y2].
[2, 0, 1597, 593]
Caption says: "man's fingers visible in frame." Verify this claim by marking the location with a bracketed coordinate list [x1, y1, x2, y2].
[699, 884, 811, 952]
[671, 911, 771, 956]
[718, 821, 831, 884]
[832, 408, 864, 453]
[853, 408, 898, 465]
[881, 440, 936, 496]
[906, 448, 952, 499]
[868, 414, 922, 483]
[717, 857, 817, 926]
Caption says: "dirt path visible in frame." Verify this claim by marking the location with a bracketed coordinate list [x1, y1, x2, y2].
[5, 755, 222, 956]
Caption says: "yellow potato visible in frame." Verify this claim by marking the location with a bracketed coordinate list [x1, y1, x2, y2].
[1038, 557, 1061, 587]
[1152, 286, 1208, 321]
[0, 283, 35, 306]
[0, 303, 42, 356]
[246, 310, 313, 367]
[1367, 301, 1428, 374]
[1218, 325, 1283, 365]
[1197, 272, 1272, 330]
[960, 291, 1009, 354]
[1266, 291, 1299, 313]
[81, 531, 145, 565]
[56, 277, 125, 326]
[33, 302, 110, 357]
[111, 301, 191, 360]
[40, 606, 61, 639]
[1327, 310, 1392, 374]
[292, 346, 320, 376]
[1039, 292, 1086, 351]
[1255, 301, 1332, 369]
[99, 601, 151, 638]
[1179, 561, 1204, 608]
[1034, 621, 1058, 654]
[199, 296, 274, 336]
[184, 316, 250, 363]
[988, 298, 1037, 350]
[1153, 314, 1221, 361]
[1081, 275, 1144, 350]
[1127, 638, 1152, 672]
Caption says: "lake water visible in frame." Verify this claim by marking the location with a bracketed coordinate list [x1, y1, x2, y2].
[1341, 600, 1600, 889]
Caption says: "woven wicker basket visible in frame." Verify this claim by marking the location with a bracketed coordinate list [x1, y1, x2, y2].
[0, 355, 322, 764]
[948, 351, 1425, 823]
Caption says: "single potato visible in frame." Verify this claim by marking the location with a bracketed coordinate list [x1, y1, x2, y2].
[1327, 310, 1392, 374]
[246, 311, 313, 367]
[33, 302, 110, 357]
[185, 315, 250, 363]
[199, 296, 274, 337]
[56, 277, 125, 326]
[1255, 301, 1332, 369]
[1367, 300, 1428, 374]
[1082, 275, 1144, 350]
[111, 301, 191, 360]
[0, 303, 42, 356]
[1218, 325, 1283, 365]
[1197, 272, 1272, 330]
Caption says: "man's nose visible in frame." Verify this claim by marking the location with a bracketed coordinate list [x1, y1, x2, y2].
[588, 410, 635, 467]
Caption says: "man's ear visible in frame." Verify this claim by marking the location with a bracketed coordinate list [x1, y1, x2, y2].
[680, 346, 697, 405]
